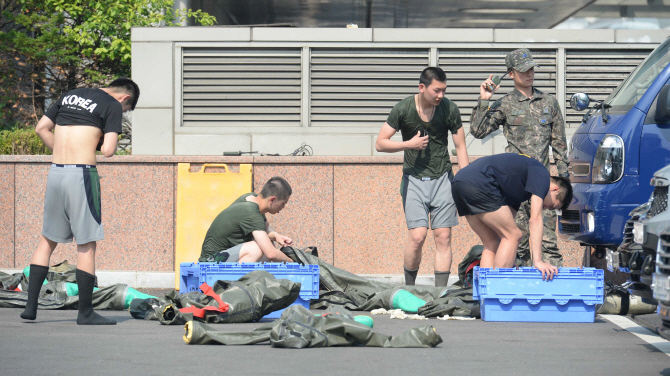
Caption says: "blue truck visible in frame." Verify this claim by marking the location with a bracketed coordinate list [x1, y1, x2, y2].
[559, 37, 670, 253]
[560, 37, 670, 336]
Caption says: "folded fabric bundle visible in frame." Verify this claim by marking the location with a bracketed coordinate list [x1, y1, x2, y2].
[183, 305, 443, 348]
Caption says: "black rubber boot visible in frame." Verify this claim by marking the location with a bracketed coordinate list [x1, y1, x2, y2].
[403, 267, 419, 286]
[76, 269, 116, 325]
[20, 264, 49, 320]
[434, 271, 451, 287]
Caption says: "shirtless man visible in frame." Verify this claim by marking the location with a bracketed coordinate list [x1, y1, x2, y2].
[20, 78, 140, 325]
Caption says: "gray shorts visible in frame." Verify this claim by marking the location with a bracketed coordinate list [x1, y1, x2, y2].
[202, 243, 243, 263]
[42, 164, 104, 244]
[401, 170, 458, 230]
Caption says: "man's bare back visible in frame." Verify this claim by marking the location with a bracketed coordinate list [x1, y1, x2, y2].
[36, 87, 127, 165]
[51, 125, 105, 165]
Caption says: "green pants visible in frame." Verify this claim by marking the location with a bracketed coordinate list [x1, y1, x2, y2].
[514, 200, 563, 267]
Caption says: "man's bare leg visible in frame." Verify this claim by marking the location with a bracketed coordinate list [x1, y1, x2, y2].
[432, 227, 452, 271]
[404, 227, 427, 285]
[30, 235, 57, 267]
[433, 227, 453, 286]
[479, 206, 522, 268]
[77, 241, 96, 274]
[405, 227, 428, 269]
[238, 241, 263, 263]
[465, 215, 500, 268]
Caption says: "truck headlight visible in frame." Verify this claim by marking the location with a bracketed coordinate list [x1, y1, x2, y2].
[592, 134, 624, 184]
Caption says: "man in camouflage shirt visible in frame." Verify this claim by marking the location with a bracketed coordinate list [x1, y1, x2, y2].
[470, 48, 570, 267]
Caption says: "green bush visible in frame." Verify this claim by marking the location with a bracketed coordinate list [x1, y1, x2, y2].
[0, 126, 132, 155]
[0, 127, 51, 155]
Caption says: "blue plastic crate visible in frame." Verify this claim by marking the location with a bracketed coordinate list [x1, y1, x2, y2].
[473, 267, 604, 323]
[180, 262, 320, 319]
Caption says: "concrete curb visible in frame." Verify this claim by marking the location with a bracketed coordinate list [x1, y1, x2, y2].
[1, 269, 459, 288]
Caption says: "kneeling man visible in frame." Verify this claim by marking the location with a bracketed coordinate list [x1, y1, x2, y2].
[451, 153, 572, 280]
[199, 176, 294, 263]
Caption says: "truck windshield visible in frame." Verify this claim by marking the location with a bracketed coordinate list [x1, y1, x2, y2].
[605, 38, 670, 112]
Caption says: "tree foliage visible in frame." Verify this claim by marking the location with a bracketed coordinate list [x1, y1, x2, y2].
[0, 0, 215, 130]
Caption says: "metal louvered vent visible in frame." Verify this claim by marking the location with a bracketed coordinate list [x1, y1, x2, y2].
[181, 48, 302, 127]
[438, 49, 556, 128]
[659, 232, 670, 275]
[561, 210, 580, 221]
[561, 223, 581, 234]
[310, 48, 429, 127]
[564, 50, 650, 128]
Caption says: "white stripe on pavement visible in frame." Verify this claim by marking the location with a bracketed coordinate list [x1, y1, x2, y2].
[601, 314, 670, 357]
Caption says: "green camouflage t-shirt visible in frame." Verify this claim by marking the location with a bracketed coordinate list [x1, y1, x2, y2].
[199, 193, 266, 261]
[386, 95, 462, 179]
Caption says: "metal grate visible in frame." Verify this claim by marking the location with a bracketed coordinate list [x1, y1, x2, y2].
[648, 186, 669, 219]
[561, 223, 581, 234]
[561, 210, 580, 221]
[658, 254, 670, 275]
[175, 46, 657, 131]
[310, 48, 429, 127]
[181, 48, 302, 127]
[659, 232, 670, 275]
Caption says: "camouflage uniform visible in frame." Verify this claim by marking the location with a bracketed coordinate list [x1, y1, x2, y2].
[470, 49, 570, 267]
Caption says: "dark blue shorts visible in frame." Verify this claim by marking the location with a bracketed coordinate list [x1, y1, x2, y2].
[451, 181, 506, 216]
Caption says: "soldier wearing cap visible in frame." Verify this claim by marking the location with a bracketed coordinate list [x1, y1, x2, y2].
[469, 48, 570, 268]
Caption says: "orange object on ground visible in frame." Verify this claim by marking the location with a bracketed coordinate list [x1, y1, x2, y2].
[178, 282, 229, 319]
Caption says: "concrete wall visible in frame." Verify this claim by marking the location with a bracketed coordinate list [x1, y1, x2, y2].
[0, 155, 584, 276]
[130, 27, 670, 156]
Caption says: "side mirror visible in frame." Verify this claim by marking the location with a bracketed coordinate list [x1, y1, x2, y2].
[655, 85, 670, 123]
[570, 93, 590, 111]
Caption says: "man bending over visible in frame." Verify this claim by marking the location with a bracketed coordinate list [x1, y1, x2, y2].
[199, 176, 294, 263]
[450, 153, 572, 280]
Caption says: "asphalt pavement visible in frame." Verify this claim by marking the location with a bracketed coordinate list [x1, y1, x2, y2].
[1, 307, 668, 376]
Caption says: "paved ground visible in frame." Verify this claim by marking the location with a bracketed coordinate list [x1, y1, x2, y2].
[1, 306, 668, 376]
[635, 311, 664, 333]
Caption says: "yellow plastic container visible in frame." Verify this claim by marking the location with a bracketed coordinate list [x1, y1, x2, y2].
[175, 163, 252, 289]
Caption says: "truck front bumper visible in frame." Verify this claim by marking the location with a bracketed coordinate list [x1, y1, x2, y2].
[558, 180, 639, 248]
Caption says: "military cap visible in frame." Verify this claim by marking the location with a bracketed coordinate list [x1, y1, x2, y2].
[505, 48, 539, 72]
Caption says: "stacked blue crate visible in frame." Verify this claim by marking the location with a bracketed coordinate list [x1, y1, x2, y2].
[473, 267, 604, 323]
[180, 262, 320, 319]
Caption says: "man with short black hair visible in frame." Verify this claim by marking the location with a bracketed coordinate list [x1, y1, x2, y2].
[199, 176, 294, 263]
[451, 153, 573, 280]
[21, 77, 140, 325]
[375, 67, 469, 286]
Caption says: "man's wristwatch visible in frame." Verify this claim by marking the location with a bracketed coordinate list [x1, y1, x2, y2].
[559, 172, 570, 179]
